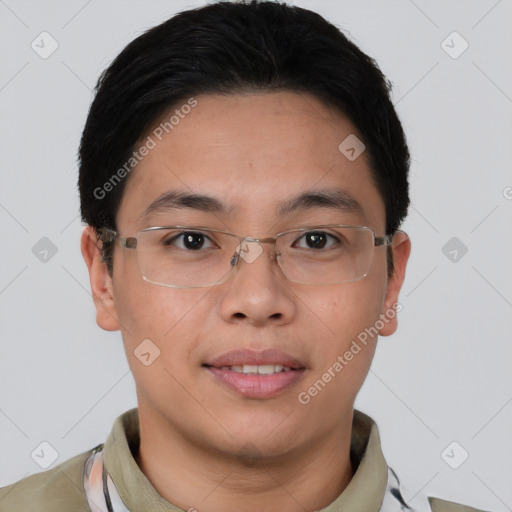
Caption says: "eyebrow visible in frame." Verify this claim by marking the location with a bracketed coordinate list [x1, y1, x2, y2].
[139, 188, 363, 221]
[140, 191, 234, 220]
[276, 188, 362, 217]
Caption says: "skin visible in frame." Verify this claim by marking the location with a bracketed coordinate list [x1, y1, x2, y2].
[81, 91, 410, 512]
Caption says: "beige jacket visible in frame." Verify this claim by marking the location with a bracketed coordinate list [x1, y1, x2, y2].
[0, 409, 488, 512]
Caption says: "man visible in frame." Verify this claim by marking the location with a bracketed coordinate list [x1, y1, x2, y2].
[0, 1, 489, 511]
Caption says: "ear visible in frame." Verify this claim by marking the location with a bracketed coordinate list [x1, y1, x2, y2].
[80, 226, 120, 332]
[378, 231, 411, 336]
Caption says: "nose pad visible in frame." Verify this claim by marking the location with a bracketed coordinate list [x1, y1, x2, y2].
[230, 252, 239, 267]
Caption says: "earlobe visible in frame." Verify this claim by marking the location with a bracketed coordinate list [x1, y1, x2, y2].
[80, 226, 120, 332]
[379, 231, 411, 337]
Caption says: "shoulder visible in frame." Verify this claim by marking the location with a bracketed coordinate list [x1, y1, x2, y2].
[385, 465, 491, 512]
[0, 446, 95, 512]
[428, 496, 492, 512]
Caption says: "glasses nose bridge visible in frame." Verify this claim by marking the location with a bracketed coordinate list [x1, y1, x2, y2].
[230, 234, 280, 268]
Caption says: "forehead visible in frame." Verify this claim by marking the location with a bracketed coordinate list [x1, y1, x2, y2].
[117, 91, 385, 232]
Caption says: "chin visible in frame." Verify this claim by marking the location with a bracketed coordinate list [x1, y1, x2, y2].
[214, 411, 307, 454]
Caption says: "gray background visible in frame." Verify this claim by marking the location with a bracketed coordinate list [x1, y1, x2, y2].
[1, 0, 511, 510]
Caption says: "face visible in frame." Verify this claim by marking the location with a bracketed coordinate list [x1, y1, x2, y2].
[82, 91, 410, 460]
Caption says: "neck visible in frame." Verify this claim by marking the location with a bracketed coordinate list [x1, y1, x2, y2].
[134, 405, 355, 512]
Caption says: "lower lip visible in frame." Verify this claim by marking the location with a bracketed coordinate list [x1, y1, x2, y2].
[206, 367, 305, 399]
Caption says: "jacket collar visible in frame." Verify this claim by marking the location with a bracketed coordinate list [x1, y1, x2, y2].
[103, 408, 389, 511]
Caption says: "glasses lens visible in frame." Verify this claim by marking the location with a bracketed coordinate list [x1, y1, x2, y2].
[136, 228, 237, 288]
[277, 226, 375, 285]
[133, 226, 376, 288]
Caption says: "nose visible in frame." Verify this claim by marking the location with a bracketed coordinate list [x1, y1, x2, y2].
[219, 239, 296, 327]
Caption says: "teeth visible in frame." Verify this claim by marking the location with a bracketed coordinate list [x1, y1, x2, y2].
[223, 364, 292, 374]
[257, 364, 275, 375]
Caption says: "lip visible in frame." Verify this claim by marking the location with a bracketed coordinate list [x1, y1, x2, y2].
[204, 349, 307, 399]
[205, 348, 305, 369]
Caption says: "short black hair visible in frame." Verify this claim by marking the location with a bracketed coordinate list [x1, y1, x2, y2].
[78, 0, 410, 274]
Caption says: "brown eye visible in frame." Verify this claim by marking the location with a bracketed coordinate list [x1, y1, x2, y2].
[163, 231, 213, 250]
[294, 231, 339, 250]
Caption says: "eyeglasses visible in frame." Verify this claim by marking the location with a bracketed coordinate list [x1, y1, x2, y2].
[100, 225, 393, 288]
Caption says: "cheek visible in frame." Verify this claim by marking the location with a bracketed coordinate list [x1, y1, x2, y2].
[316, 275, 386, 345]
[301, 272, 387, 392]
[113, 279, 212, 417]
[111, 256, 204, 373]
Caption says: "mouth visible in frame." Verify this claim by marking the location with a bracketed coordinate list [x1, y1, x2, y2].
[208, 364, 298, 374]
[203, 349, 307, 399]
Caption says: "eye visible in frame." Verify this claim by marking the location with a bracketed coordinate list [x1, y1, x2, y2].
[293, 231, 340, 250]
[163, 231, 216, 250]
